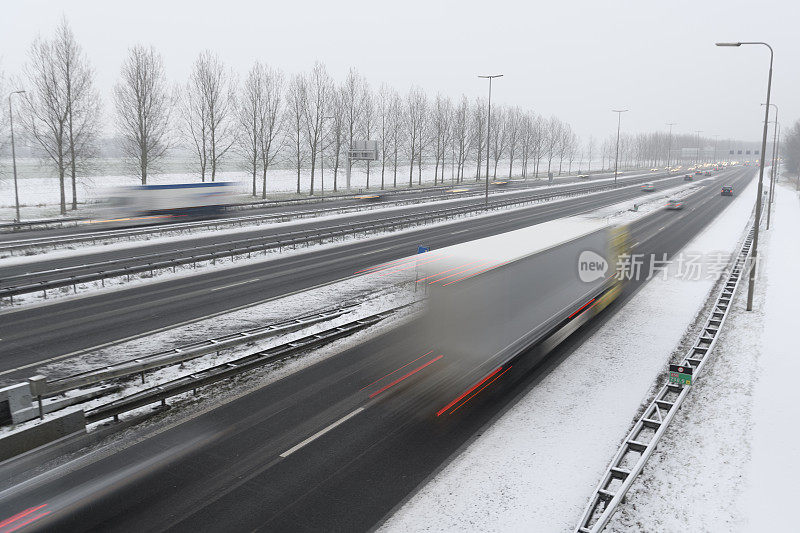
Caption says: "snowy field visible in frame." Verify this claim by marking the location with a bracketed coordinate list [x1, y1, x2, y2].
[606, 178, 799, 532]
[0, 157, 612, 221]
[381, 171, 758, 531]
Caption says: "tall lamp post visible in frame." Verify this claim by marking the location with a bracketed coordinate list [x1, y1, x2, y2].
[761, 103, 778, 230]
[694, 130, 703, 167]
[8, 90, 26, 222]
[479, 74, 502, 207]
[666, 122, 677, 171]
[716, 41, 773, 312]
[612, 109, 628, 184]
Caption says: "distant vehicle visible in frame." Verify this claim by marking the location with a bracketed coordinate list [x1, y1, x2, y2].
[577, 174, 590, 179]
[650, 168, 658, 172]
[704, 171, 712, 176]
[665, 199, 684, 210]
[106, 182, 237, 219]
[353, 194, 383, 201]
[641, 183, 655, 192]
[695, 170, 703, 175]
[721, 186, 734, 196]
[684, 174, 693, 181]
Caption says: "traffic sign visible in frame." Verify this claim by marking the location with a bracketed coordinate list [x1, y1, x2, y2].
[668, 364, 693, 386]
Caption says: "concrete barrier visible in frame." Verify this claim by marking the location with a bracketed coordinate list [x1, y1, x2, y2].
[0, 410, 86, 462]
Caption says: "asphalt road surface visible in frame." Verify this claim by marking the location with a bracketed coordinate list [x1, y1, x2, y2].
[0, 169, 744, 380]
[0, 168, 754, 532]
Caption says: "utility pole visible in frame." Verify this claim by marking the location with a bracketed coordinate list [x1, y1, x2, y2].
[9, 90, 26, 222]
[716, 41, 774, 311]
[666, 122, 677, 170]
[612, 109, 628, 184]
[479, 74, 503, 207]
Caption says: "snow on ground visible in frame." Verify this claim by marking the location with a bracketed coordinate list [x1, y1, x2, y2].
[0, 265, 419, 438]
[0, 158, 614, 221]
[0, 172, 686, 310]
[380, 173, 758, 532]
[605, 178, 799, 533]
[0, 168, 657, 264]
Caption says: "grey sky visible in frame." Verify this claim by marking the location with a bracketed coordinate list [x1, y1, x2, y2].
[1, 0, 797, 144]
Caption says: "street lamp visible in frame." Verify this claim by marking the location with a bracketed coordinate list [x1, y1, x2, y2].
[694, 131, 703, 168]
[716, 41, 773, 312]
[666, 122, 677, 171]
[8, 90, 26, 222]
[761, 103, 778, 230]
[479, 74, 503, 207]
[612, 109, 628, 184]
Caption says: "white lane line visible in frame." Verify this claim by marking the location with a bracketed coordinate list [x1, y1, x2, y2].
[659, 226, 666, 231]
[363, 247, 393, 255]
[279, 407, 365, 458]
[450, 229, 471, 235]
[210, 278, 260, 292]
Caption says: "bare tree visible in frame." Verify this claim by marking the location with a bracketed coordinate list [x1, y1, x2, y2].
[341, 69, 367, 189]
[472, 98, 487, 181]
[257, 66, 284, 199]
[545, 116, 561, 176]
[329, 88, 347, 191]
[489, 106, 508, 178]
[55, 19, 100, 210]
[431, 94, 452, 184]
[389, 91, 404, 188]
[404, 87, 427, 186]
[115, 45, 173, 185]
[586, 136, 596, 173]
[452, 96, 470, 183]
[285, 73, 307, 194]
[360, 84, 375, 188]
[20, 37, 70, 214]
[301, 62, 331, 195]
[183, 51, 237, 182]
[376, 84, 395, 190]
[505, 107, 521, 178]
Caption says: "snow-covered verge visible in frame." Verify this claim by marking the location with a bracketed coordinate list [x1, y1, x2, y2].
[605, 179, 799, 532]
[0, 266, 418, 439]
[0, 158, 620, 221]
[380, 171, 758, 531]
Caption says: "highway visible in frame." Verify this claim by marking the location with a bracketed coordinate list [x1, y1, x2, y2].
[0, 169, 745, 382]
[0, 171, 668, 284]
[0, 169, 635, 243]
[0, 168, 754, 531]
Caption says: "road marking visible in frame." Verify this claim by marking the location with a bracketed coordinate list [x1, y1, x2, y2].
[450, 229, 471, 235]
[363, 247, 393, 255]
[211, 278, 260, 291]
[659, 226, 666, 231]
[279, 407, 365, 458]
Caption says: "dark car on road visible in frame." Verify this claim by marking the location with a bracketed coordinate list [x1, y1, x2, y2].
[684, 174, 693, 181]
[666, 199, 684, 210]
[721, 186, 734, 196]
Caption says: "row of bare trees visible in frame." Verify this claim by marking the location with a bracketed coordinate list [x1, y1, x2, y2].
[11, 19, 754, 214]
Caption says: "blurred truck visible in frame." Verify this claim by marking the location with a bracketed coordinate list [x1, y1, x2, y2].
[106, 182, 237, 219]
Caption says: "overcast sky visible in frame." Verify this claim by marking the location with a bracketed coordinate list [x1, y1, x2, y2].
[1, 0, 797, 145]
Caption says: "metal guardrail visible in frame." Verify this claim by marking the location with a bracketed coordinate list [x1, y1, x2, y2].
[574, 221, 755, 533]
[0, 170, 634, 234]
[83, 307, 399, 423]
[0, 173, 662, 255]
[42, 304, 360, 396]
[0, 175, 672, 302]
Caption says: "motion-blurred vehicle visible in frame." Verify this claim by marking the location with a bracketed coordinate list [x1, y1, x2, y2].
[721, 186, 734, 196]
[683, 174, 693, 181]
[704, 171, 712, 176]
[577, 174, 590, 179]
[416, 217, 630, 399]
[665, 199, 684, 210]
[641, 183, 655, 192]
[695, 170, 703, 175]
[107, 182, 237, 219]
[650, 168, 658, 172]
